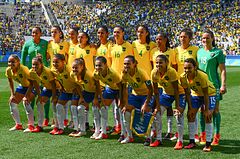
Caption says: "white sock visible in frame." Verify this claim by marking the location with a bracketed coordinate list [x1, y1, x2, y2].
[112, 100, 120, 126]
[92, 106, 100, 133]
[167, 116, 173, 133]
[85, 110, 89, 123]
[23, 101, 34, 126]
[77, 105, 86, 132]
[100, 106, 108, 134]
[123, 111, 132, 138]
[195, 113, 198, 135]
[37, 102, 44, 127]
[52, 103, 58, 127]
[205, 123, 213, 142]
[56, 103, 64, 129]
[9, 102, 21, 124]
[155, 112, 162, 141]
[188, 122, 195, 140]
[71, 105, 78, 131]
[106, 106, 109, 128]
[176, 114, 184, 142]
[64, 102, 69, 120]
[119, 109, 126, 136]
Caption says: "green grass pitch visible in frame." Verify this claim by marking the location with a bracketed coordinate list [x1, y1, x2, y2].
[0, 66, 239, 159]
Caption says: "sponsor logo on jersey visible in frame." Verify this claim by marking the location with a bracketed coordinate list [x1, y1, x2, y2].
[84, 80, 88, 84]
[136, 77, 141, 82]
[188, 50, 192, 54]
[86, 50, 90, 54]
[64, 74, 68, 79]
[60, 46, 63, 50]
[122, 47, 126, 52]
[165, 76, 169, 80]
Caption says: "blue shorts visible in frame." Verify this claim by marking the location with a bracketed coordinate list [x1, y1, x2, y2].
[159, 94, 186, 109]
[158, 88, 163, 95]
[83, 91, 95, 103]
[40, 88, 52, 98]
[128, 94, 154, 110]
[16, 85, 36, 95]
[102, 86, 119, 99]
[191, 95, 216, 110]
[58, 92, 73, 101]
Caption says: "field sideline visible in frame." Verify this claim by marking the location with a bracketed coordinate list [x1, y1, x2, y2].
[0, 66, 239, 159]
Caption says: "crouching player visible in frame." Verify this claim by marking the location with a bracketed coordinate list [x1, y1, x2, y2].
[93, 56, 122, 140]
[6, 54, 35, 132]
[180, 58, 216, 152]
[69, 58, 96, 137]
[28, 55, 58, 132]
[120, 55, 153, 145]
[50, 54, 81, 135]
[151, 54, 186, 148]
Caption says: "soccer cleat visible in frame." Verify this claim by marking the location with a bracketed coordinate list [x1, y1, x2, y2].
[68, 130, 79, 137]
[110, 124, 121, 135]
[170, 132, 178, 141]
[64, 119, 68, 128]
[151, 130, 156, 138]
[195, 134, 200, 143]
[203, 145, 212, 152]
[74, 131, 86, 137]
[143, 138, 151, 146]
[51, 119, 55, 128]
[118, 135, 125, 142]
[150, 140, 162, 147]
[121, 136, 134, 144]
[49, 127, 58, 135]
[95, 132, 108, 140]
[54, 129, 64, 135]
[174, 141, 183, 150]
[23, 125, 34, 133]
[32, 126, 43, 133]
[211, 134, 220, 146]
[90, 132, 100, 139]
[184, 142, 197, 149]
[199, 131, 206, 145]
[43, 119, 49, 127]
[164, 133, 173, 140]
[9, 124, 23, 131]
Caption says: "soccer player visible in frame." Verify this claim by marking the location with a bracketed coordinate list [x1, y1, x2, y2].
[69, 58, 97, 137]
[150, 32, 177, 140]
[132, 25, 156, 76]
[6, 54, 35, 132]
[151, 54, 186, 149]
[197, 30, 227, 146]
[180, 58, 216, 152]
[96, 26, 121, 135]
[20, 26, 50, 126]
[49, 54, 80, 135]
[28, 55, 58, 132]
[93, 56, 122, 140]
[120, 55, 153, 145]
[174, 28, 199, 142]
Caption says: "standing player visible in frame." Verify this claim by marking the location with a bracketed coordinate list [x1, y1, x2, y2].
[121, 55, 153, 145]
[150, 32, 177, 139]
[197, 30, 227, 146]
[20, 26, 50, 126]
[28, 56, 58, 132]
[151, 54, 186, 149]
[180, 58, 216, 152]
[93, 56, 122, 140]
[6, 54, 35, 132]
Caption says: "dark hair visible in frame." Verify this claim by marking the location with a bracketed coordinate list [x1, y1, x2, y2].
[184, 58, 197, 67]
[73, 58, 86, 80]
[9, 54, 20, 62]
[54, 53, 65, 61]
[97, 26, 109, 48]
[156, 54, 169, 63]
[124, 55, 138, 65]
[70, 27, 79, 34]
[95, 56, 107, 64]
[203, 29, 216, 47]
[79, 32, 90, 45]
[32, 54, 43, 64]
[32, 26, 42, 33]
[136, 25, 150, 44]
[113, 26, 125, 44]
[180, 28, 193, 40]
[157, 32, 170, 49]
[52, 25, 64, 39]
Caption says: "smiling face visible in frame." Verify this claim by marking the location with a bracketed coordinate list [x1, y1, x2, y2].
[8, 56, 20, 70]
[32, 59, 42, 73]
[95, 60, 107, 73]
[113, 27, 124, 41]
[155, 56, 168, 72]
[156, 34, 167, 47]
[52, 57, 64, 71]
[137, 26, 148, 41]
[183, 61, 196, 76]
[72, 62, 84, 75]
[68, 29, 78, 41]
[31, 27, 42, 42]
[97, 27, 108, 42]
[180, 32, 191, 47]
[78, 33, 88, 45]
[202, 33, 213, 47]
[51, 27, 61, 40]
[123, 57, 135, 73]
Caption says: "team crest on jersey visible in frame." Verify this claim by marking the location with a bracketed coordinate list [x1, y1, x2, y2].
[43, 76, 47, 80]
[164, 76, 169, 80]
[86, 50, 90, 54]
[42, 45, 45, 48]
[146, 45, 150, 51]
[64, 75, 68, 79]
[108, 78, 112, 82]
[122, 47, 126, 52]
[211, 53, 215, 57]
[60, 46, 63, 50]
[84, 80, 88, 84]
[196, 82, 201, 86]
[136, 77, 141, 82]
[19, 74, 23, 78]
[188, 50, 192, 54]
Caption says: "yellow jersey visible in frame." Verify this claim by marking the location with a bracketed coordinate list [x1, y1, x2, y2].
[108, 41, 133, 74]
[180, 70, 216, 96]
[75, 45, 96, 73]
[70, 70, 96, 93]
[132, 40, 156, 76]
[96, 41, 111, 67]
[121, 68, 150, 96]
[175, 45, 199, 75]
[93, 67, 121, 90]
[5, 64, 30, 87]
[67, 40, 78, 70]
[151, 67, 184, 95]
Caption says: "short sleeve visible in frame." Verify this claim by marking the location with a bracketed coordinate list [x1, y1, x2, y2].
[5, 67, 11, 78]
[151, 69, 159, 83]
[217, 50, 225, 64]
[180, 74, 188, 89]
